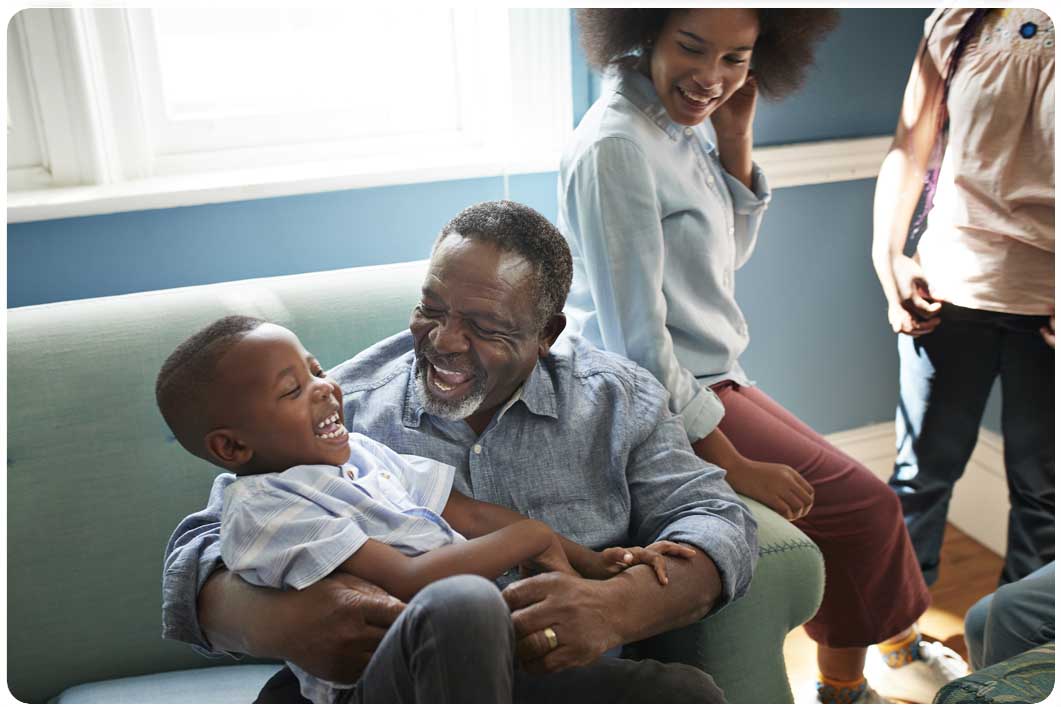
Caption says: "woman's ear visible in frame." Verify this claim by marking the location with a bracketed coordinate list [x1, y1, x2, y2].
[204, 429, 253, 468]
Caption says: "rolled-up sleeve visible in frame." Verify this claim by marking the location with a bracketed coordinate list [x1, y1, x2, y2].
[161, 473, 234, 654]
[624, 368, 758, 610]
[566, 137, 726, 442]
[722, 162, 771, 269]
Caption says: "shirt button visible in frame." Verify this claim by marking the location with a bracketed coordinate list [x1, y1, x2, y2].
[707, 175, 715, 186]
[473, 444, 482, 454]
[684, 127, 693, 136]
[728, 226, 735, 237]
[345, 469, 354, 480]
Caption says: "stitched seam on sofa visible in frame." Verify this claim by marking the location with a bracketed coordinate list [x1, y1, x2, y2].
[758, 539, 822, 557]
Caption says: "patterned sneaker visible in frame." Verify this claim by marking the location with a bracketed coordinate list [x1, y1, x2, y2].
[800, 680, 893, 704]
[868, 640, 969, 703]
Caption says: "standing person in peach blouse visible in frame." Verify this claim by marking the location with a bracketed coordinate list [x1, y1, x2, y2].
[873, 7, 1054, 592]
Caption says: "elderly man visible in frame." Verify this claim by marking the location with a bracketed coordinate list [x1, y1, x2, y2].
[162, 201, 757, 702]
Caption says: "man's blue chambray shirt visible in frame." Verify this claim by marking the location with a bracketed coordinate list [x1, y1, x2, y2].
[559, 68, 772, 444]
[162, 330, 758, 652]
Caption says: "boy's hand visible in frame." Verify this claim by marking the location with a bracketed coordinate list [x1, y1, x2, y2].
[596, 541, 698, 585]
[520, 533, 579, 578]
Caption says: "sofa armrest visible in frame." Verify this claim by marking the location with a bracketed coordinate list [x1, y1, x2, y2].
[630, 496, 824, 703]
[933, 642, 1055, 704]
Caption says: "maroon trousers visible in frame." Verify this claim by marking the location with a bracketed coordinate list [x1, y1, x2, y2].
[713, 382, 931, 648]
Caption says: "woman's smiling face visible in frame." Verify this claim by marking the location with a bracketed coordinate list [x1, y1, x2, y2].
[647, 8, 760, 126]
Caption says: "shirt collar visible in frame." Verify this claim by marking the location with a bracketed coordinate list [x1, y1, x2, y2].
[513, 357, 558, 420]
[610, 67, 718, 155]
[401, 355, 558, 429]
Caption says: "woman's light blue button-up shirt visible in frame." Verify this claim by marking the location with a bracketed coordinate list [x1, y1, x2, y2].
[559, 68, 772, 443]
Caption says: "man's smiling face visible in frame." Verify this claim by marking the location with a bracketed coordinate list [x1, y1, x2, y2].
[409, 233, 546, 430]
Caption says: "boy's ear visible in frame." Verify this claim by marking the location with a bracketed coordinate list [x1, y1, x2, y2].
[537, 313, 567, 358]
[204, 429, 253, 468]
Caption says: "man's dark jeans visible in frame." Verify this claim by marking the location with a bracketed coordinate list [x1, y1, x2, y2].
[257, 574, 725, 703]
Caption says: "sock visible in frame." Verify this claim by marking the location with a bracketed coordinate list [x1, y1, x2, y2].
[877, 629, 921, 668]
[816, 674, 868, 704]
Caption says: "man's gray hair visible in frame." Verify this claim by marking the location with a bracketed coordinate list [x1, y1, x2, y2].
[433, 201, 573, 330]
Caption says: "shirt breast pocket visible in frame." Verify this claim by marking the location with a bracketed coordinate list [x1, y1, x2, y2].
[372, 471, 418, 511]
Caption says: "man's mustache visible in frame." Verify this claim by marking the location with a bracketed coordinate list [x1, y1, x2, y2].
[416, 342, 485, 379]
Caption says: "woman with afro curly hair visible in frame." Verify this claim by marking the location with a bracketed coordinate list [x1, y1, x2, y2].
[559, 9, 962, 703]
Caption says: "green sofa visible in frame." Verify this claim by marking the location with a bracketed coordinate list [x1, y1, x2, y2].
[7, 260, 825, 703]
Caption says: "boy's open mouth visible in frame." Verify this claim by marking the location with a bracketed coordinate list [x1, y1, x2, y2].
[314, 411, 347, 440]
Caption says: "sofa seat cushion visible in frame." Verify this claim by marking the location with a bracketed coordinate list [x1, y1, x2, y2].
[54, 664, 283, 704]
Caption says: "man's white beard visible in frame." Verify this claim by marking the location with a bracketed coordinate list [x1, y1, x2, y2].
[414, 364, 488, 421]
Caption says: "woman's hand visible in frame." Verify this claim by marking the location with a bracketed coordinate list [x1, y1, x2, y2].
[725, 457, 814, 521]
[711, 73, 758, 141]
[690, 428, 812, 521]
[1041, 308, 1055, 348]
[889, 254, 942, 336]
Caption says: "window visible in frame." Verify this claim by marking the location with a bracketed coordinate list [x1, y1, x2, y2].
[7, 8, 572, 219]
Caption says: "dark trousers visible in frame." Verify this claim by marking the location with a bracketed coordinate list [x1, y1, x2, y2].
[890, 303, 1055, 586]
[257, 574, 725, 703]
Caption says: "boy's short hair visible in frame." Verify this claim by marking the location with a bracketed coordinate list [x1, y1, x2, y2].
[156, 315, 265, 461]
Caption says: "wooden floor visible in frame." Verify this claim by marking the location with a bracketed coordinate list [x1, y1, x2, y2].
[783, 523, 1005, 700]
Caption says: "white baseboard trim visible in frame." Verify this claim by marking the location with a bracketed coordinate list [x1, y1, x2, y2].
[825, 422, 1006, 556]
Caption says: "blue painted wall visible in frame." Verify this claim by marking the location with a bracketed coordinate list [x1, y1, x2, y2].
[12, 9, 1002, 436]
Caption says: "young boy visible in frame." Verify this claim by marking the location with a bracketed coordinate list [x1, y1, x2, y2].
[156, 315, 692, 703]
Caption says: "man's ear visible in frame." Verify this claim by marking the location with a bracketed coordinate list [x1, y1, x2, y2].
[204, 429, 253, 468]
[537, 313, 567, 357]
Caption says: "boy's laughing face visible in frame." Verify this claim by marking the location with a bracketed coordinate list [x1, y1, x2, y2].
[209, 323, 350, 473]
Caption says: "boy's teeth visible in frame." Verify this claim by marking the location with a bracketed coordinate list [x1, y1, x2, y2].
[317, 413, 340, 429]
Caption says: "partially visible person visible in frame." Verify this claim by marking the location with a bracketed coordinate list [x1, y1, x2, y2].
[562, 8, 952, 703]
[964, 561, 1055, 672]
[161, 201, 757, 703]
[155, 316, 692, 702]
[872, 8, 1054, 591]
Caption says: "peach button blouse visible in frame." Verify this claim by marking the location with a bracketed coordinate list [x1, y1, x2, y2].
[918, 8, 1054, 315]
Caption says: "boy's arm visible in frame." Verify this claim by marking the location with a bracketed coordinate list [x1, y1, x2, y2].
[441, 490, 607, 578]
[338, 518, 555, 602]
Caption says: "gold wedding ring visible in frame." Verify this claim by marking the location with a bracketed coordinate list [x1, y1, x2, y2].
[543, 626, 559, 651]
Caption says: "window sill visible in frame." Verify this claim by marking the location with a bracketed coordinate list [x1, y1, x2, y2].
[7, 148, 561, 223]
[7, 135, 892, 224]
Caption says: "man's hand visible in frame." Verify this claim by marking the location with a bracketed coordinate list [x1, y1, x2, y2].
[721, 456, 814, 521]
[503, 572, 624, 673]
[278, 572, 405, 683]
[889, 254, 942, 336]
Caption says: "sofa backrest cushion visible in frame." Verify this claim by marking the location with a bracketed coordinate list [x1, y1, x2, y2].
[7, 260, 428, 702]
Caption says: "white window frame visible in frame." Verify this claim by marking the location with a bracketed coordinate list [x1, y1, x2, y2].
[7, 7, 574, 223]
